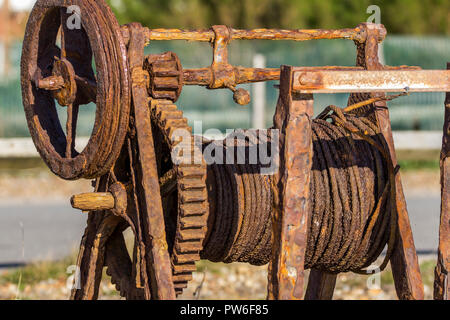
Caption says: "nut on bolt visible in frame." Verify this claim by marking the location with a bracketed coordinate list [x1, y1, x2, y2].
[298, 72, 321, 87]
[233, 88, 251, 106]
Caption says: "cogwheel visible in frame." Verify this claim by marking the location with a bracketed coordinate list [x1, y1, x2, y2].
[150, 99, 208, 296]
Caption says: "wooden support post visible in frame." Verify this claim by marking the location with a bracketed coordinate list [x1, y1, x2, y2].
[434, 63, 450, 300]
[352, 23, 424, 300]
[268, 65, 313, 300]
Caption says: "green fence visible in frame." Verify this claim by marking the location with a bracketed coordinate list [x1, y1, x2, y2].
[0, 35, 449, 137]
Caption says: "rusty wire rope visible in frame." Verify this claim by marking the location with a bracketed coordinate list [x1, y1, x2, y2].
[200, 111, 397, 274]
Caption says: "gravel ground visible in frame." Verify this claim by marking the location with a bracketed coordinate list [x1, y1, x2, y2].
[0, 169, 440, 300]
[0, 258, 436, 300]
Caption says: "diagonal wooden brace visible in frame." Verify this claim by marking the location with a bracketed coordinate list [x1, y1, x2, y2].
[434, 63, 450, 300]
[269, 65, 314, 300]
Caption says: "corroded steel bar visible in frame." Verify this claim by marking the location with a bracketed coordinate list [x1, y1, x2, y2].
[40, 66, 422, 93]
[269, 65, 313, 300]
[230, 27, 366, 41]
[292, 69, 450, 93]
[128, 23, 176, 300]
[359, 23, 424, 300]
[183, 66, 371, 87]
[37, 75, 64, 90]
[434, 63, 450, 300]
[121, 25, 378, 45]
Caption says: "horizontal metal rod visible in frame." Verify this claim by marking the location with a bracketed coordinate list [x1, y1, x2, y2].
[183, 66, 369, 86]
[292, 69, 450, 93]
[185, 66, 421, 87]
[120, 25, 384, 45]
[38, 66, 421, 94]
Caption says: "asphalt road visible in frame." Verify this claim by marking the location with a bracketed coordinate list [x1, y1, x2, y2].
[0, 195, 441, 267]
[0, 203, 86, 267]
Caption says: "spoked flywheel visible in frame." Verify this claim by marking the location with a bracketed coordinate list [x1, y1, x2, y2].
[21, 0, 130, 180]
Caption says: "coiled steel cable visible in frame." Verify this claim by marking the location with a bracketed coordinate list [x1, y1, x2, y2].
[201, 110, 397, 274]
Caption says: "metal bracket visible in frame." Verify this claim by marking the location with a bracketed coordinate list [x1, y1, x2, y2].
[269, 65, 314, 300]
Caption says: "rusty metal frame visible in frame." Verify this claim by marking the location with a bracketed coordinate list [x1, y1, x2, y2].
[269, 66, 314, 300]
[128, 23, 176, 300]
[22, 0, 449, 301]
[434, 63, 450, 300]
[292, 69, 450, 93]
[358, 23, 424, 301]
[284, 23, 436, 300]
[121, 25, 381, 44]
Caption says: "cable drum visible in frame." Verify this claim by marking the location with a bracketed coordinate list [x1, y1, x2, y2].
[201, 112, 395, 274]
[201, 131, 273, 265]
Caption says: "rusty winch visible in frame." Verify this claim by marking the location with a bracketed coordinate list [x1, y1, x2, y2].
[21, 0, 449, 300]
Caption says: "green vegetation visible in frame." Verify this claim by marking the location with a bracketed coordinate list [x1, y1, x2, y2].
[0, 256, 437, 299]
[107, 0, 450, 35]
[379, 259, 436, 288]
[0, 254, 77, 292]
[397, 149, 440, 171]
[398, 159, 440, 171]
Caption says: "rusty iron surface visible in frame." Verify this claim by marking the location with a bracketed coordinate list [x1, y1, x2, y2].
[434, 64, 450, 300]
[269, 66, 314, 300]
[305, 270, 337, 300]
[355, 23, 424, 300]
[149, 98, 208, 296]
[128, 23, 176, 300]
[292, 69, 450, 93]
[144, 52, 184, 102]
[21, 0, 450, 302]
[120, 24, 385, 44]
[21, 0, 130, 180]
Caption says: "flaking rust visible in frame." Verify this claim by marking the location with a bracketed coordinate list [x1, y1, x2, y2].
[270, 66, 314, 300]
[21, 0, 449, 300]
[434, 63, 450, 300]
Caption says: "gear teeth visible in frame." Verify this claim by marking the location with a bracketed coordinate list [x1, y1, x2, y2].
[178, 228, 205, 241]
[144, 52, 183, 102]
[174, 253, 201, 264]
[175, 241, 204, 253]
[179, 215, 208, 228]
[178, 166, 205, 177]
[172, 262, 197, 273]
[180, 203, 207, 217]
[152, 100, 208, 296]
[180, 178, 206, 190]
[173, 273, 193, 282]
[174, 282, 189, 290]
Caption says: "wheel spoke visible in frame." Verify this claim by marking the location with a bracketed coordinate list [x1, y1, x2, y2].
[59, 8, 67, 58]
[66, 103, 79, 158]
[75, 75, 97, 104]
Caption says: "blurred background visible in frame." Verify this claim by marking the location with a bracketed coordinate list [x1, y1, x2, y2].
[0, 0, 448, 299]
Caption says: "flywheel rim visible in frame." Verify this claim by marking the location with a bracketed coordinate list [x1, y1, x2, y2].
[21, 0, 130, 180]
